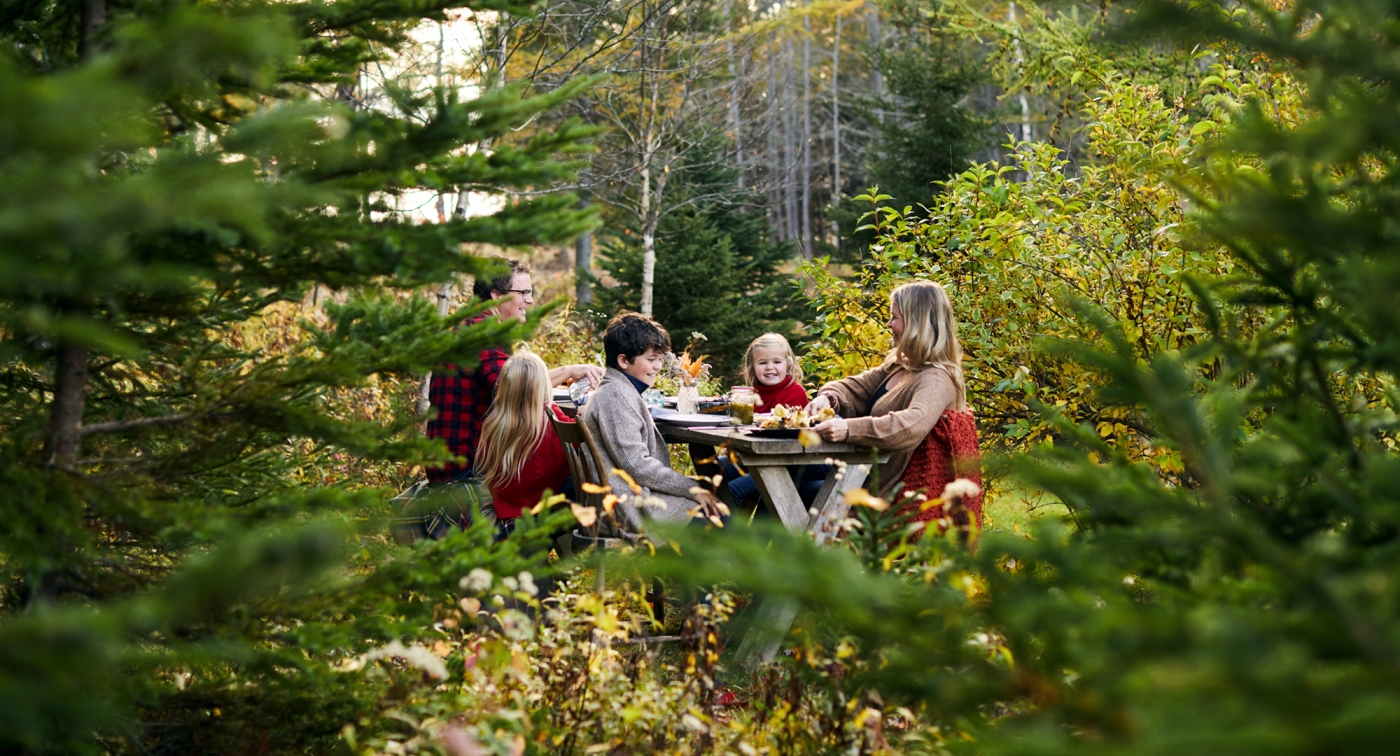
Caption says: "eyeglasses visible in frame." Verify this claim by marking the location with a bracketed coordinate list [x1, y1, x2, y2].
[502, 288, 536, 299]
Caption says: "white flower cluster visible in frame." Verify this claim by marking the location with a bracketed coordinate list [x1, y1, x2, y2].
[358, 640, 448, 680]
[459, 568, 493, 594]
[500, 571, 538, 597]
[941, 478, 981, 501]
[497, 609, 534, 642]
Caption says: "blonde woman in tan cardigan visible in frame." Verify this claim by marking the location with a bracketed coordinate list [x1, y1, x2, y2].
[808, 281, 983, 528]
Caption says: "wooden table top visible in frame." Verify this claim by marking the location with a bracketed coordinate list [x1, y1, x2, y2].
[657, 422, 886, 460]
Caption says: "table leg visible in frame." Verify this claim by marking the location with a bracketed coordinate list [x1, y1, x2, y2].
[748, 465, 811, 532]
[809, 464, 870, 546]
[731, 596, 799, 670]
[732, 465, 871, 670]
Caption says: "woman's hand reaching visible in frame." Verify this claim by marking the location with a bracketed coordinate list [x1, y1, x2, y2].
[811, 417, 849, 442]
[805, 393, 833, 414]
[552, 363, 605, 388]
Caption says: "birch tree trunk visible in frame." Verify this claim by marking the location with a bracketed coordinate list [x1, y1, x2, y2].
[640, 150, 656, 316]
[1009, 1, 1032, 144]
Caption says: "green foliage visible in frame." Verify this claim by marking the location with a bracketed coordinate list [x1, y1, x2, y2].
[803, 36, 1305, 474]
[0, 0, 599, 750]
[828, 0, 989, 257]
[627, 1, 1400, 754]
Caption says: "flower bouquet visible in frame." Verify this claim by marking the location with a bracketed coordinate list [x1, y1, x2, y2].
[661, 337, 712, 413]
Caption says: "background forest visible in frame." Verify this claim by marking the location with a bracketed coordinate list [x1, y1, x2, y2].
[7, 0, 1400, 754]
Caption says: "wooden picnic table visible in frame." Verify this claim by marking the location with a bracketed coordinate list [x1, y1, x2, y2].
[556, 392, 891, 667]
[657, 421, 891, 668]
[655, 423, 890, 543]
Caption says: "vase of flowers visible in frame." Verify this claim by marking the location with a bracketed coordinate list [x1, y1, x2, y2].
[663, 340, 711, 414]
[677, 384, 700, 414]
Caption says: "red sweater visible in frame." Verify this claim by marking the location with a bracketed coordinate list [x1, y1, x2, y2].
[489, 405, 572, 520]
[755, 376, 809, 412]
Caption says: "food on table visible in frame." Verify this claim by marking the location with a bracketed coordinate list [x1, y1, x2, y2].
[729, 386, 757, 425]
[757, 404, 835, 430]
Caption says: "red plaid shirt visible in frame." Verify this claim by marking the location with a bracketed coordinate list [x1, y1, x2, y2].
[425, 314, 509, 483]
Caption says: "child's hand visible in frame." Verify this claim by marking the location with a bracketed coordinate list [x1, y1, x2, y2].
[693, 490, 729, 522]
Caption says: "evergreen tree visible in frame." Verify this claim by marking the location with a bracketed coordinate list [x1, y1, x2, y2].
[0, 0, 593, 751]
[645, 0, 1400, 751]
[829, 7, 988, 257]
[588, 138, 803, 378]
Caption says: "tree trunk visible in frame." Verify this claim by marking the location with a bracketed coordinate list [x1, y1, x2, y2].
[47, 342, 89, 468]
[418, 283, 454, 414]
[51, 0, 105, 467]
[728, 15, 745, 189]
[867, 5, 883, 123]
[832, 12, 841, 251]
[801, 9, 812, 258]
[767, 53, 782, 237]
[640, 156, 655, 316]
[641, 227, 656, 317]
[576, 227, 593, 305]
[79, 0, 105, 60]
[783, 39, 798, 243]
[1010, 1, 1032, 144]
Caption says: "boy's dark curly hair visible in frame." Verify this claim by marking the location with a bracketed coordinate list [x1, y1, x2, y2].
[603, 312, 671, 370]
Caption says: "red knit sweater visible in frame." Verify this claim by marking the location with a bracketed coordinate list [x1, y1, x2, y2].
[754, 376, 810, 412]
[489, 405, 572, 520]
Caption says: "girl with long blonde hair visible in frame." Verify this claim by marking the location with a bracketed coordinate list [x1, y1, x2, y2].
[808, 280, 982, 533]
[475, 351, 573, 536]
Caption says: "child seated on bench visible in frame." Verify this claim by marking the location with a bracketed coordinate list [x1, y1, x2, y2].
[474, 351, 573, 541]
[580, 312, 725, 532]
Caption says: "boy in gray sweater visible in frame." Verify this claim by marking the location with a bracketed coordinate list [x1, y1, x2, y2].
[580, 313, 725, 532]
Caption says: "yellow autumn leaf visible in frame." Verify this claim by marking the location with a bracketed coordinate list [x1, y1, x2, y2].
[580, 482, 611, 494]
[571, 503, 597, 528]
[844, 488, 889, 511]
[612, 468, 642, 494]
[798, 429, 821, 448]
[602, 494, 618, 513]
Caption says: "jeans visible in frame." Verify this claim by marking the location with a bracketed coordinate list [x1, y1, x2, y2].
[724, 460, 832, 513]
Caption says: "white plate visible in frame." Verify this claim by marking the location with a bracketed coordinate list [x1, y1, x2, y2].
[655, 413, 731, 427]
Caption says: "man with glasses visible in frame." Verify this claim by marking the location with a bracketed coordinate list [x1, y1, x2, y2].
[425, 258, 604, 485]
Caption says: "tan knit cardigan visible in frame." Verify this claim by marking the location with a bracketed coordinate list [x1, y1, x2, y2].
[818, 363, 957, 498]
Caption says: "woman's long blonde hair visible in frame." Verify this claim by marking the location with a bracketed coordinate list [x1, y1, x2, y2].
[742, 332, 803, 387]
[475, 351, 552, 490]
[887, 281, 967, 410]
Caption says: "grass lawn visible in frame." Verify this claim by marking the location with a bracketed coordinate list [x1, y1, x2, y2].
[983, 484, 1070, 535]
